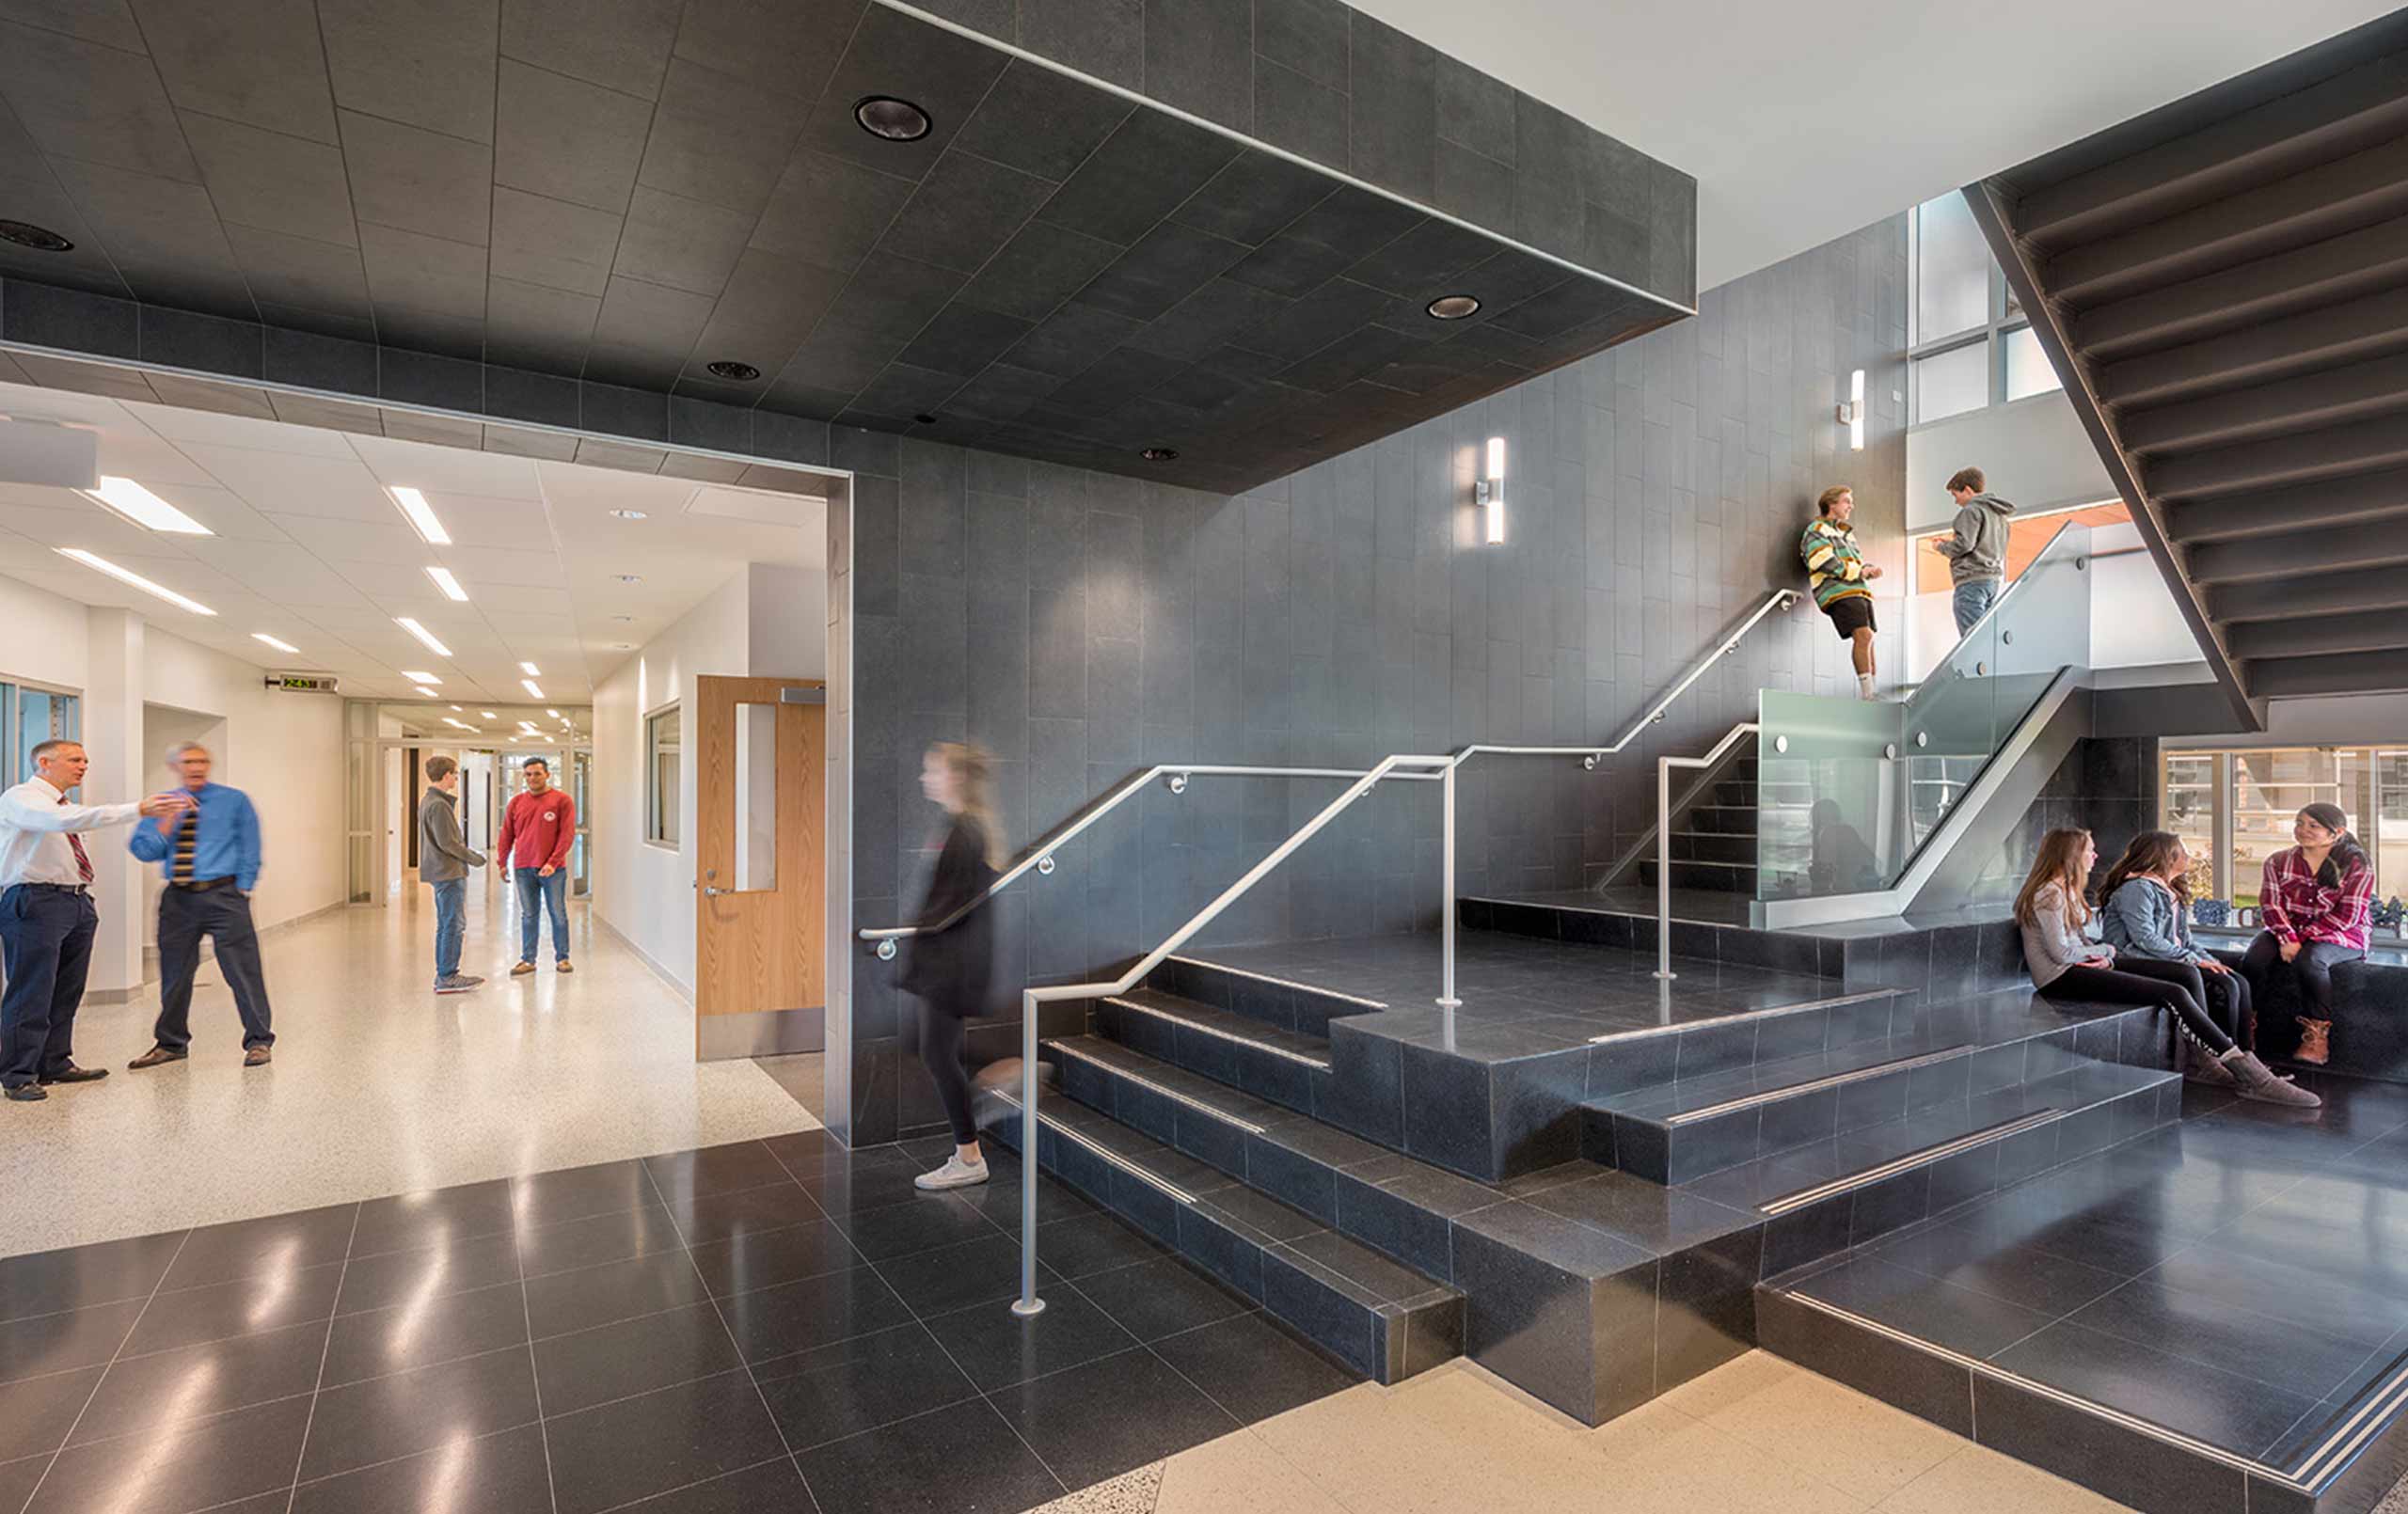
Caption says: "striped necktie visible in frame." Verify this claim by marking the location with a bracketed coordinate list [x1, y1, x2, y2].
[171, 802, 198, 882]
[59, 794, 93, 884]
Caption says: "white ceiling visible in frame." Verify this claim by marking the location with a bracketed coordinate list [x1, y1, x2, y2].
[0, 379, 824, 703]
[1345, 0, 2400, 290]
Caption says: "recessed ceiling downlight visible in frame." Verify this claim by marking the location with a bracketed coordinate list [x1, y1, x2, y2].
[912, 413, 938, 425]
[1140, 447, 1179, 462]
[705, 359, 760, 382]
[855, 96, 931, 141]
[0, 220, 72, 252]
[1427, 294, 1481, 320]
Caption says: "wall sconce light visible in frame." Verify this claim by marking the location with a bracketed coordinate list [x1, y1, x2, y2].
[1836, 370, 1865, 451]
[1477, 436, 1506, 544]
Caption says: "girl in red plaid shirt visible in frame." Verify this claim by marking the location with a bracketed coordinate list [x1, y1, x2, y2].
[2241, 802, 2374, 1066]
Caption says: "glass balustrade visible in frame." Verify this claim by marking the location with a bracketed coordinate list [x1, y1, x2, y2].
[1755, 523, 2095, 902]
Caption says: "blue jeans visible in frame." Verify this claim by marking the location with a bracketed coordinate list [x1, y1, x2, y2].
[1952, 577, 1999, 636]
[514, 868, 569, 963]
[431, 878, 466, 984]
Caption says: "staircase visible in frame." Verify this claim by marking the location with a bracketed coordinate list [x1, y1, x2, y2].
[985, 916, 2185, 1427]
[1968, 14, 2408, 719]
[1625, 741, 1767, 895]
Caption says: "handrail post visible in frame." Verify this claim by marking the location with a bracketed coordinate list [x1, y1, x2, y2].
[1438, 760, 1460, 1049]
[1654, 754, 1675, 981]
[1012, 986, 1043, 1317]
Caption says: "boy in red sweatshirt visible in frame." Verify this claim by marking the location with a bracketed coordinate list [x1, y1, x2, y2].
[496, 757, 577, 974]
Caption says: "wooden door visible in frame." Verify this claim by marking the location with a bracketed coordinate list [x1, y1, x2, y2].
[693, 675, 825, 1058]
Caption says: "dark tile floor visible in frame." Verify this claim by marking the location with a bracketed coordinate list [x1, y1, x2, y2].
[1782, 1073, 2408, 1472]
[0, 1130, 1357, 1514]
[1191, 931, 1850, 1049]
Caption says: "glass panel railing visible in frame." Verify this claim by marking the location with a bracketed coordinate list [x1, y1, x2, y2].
[1756, 522, 2096, 903]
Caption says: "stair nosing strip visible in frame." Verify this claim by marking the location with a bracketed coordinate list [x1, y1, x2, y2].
[990, 1090, 1201, 1205]
[2293, 1350, 2408, 1486]
[1052, 1040, 1271, 1134]
[1756, 1108, 2064, 1216]
[1778, 1291, 2312, 1491]
[1662, 1043, 1974, 1126]
[1164, 955, 1388, 1011]
[1586, 988, 1900, 1046]
[1104, 995, 1335, 1069]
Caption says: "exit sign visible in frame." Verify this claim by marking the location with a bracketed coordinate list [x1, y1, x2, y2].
[266, 672, 340, 694]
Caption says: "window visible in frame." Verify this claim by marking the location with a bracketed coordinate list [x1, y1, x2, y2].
[646, 705, 680, 846]
[3, 683, 83, 790]
[2159, 746, 2398, 911]
[1908, 193, 2066, 421]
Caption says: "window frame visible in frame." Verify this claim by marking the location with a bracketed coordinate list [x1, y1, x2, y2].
[1908, 194, 2060, 423]
[644, 702, 681, 849]
[2158, 744, 2400, 911]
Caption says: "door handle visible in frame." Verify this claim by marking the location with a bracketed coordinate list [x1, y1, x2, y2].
[702, 885, 728, 896]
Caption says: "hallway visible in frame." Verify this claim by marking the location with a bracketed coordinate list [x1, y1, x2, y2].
[0, 881, 816, 1259]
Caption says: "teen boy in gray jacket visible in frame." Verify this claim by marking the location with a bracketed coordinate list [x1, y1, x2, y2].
[417, 756, 486, 993]
[1935, 466, 2016, 636]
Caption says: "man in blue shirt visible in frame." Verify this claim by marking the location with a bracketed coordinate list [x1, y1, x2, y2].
[126, 742, 275, 1068]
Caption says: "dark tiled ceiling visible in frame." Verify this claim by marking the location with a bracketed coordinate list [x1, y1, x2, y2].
[0, 0, 1692, 494]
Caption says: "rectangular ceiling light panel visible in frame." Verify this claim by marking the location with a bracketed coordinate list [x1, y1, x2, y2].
[390, 486, 451, 544]
[55, 548, 216, 614]
[82, 477, 212, 535]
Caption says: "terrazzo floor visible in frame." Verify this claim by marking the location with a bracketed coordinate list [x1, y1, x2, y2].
[0, 877, 816, 1259]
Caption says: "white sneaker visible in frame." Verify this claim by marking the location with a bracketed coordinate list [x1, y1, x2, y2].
[914, 1154, 990, 1191]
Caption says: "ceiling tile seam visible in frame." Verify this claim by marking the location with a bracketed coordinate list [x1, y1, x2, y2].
[0, 13, 149, 61]
[0, 89, 148, 308]
[759, 58, 1034, 424]
[872, 0, 1696, 317]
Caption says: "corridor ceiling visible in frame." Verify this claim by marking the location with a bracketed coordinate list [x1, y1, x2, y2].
[0, 0, 1687, 496]
[0, 371, 824, 704]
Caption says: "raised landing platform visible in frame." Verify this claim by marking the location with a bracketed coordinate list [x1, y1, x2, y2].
[1759, 1075, 2408, 1514]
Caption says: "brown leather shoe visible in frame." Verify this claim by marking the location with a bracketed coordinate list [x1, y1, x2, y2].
[554, 959, 573, 973]
[128, 1046, 187, 1070]
[2295, 1017, 2333, 1065]
[510, 961, 536, 976]
[244, 1047, 273, 1067]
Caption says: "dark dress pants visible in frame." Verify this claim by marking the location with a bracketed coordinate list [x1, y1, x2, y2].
[0, 885, 98, 1087]
[153, 884, 276, 1051]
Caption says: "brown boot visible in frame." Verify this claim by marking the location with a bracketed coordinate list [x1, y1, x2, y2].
[2182, 1041, 2238, 1087]
[2294, 1017, 2332, 1065]
[2220, 1049, 2322, 1109]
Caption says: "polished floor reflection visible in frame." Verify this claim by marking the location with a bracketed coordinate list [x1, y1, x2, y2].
[0, 880, 814, 1258]
[1780, 1074, 2408, 1474]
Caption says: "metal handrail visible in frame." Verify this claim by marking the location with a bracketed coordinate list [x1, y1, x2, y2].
[997, 753, 1455, 1317]
[1556, 587, 1797, 766]
[1654, 722, 1759, 978]
[858, 763, 1441, 954]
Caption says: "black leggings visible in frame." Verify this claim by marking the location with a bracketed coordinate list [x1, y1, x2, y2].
[903, 999, 977, 1146]
[2043, 959, 2237, 1057]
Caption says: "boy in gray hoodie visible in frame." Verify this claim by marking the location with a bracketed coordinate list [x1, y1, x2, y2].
[1935, 466, 2016, 636]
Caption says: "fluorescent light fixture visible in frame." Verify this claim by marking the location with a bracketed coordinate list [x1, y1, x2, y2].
[55, 548, 216, 615]
[81, 477, 211, 535]
[424, 566, 468, 601]
[415, 686, 439, 698]
[519, 661, 540, 676]
[450, 704, 463, 712]
[399, 670, 440, 685]
[395, 616, 452, 657]
[1839, 370, 1865, 451]
[482, 711, 498, 719]
[521, 678, 545, 700]
[441, 717, 472, 731]
[1477, 436, 1506, 546]
[389, 486, 451, 545]
[251, 632, 299, 654]
[545, 708, 560, 718]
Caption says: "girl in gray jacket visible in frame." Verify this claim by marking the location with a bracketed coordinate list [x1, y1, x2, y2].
[2017, 828, 2313, 1105]
[2100, 831, 2252, 1052]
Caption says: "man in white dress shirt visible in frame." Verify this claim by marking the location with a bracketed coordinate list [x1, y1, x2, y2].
[0, 739, 187, 1102]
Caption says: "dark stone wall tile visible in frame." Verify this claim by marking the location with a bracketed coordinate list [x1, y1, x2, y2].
[5, 281, 138, 357]
[1346, 15, 1435, 205]
[581, 381, 668, 443]
[1254, 55, 1349, 172]
[264, 326, 377, 397]
[1147, 0, 1254, 133]
[669, 395, 752, 453]
[380, 347, 483, 412]
[139, 306, 262, 378]
[1020, 0, 1144, 90]
[485, 366, 579, 428]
